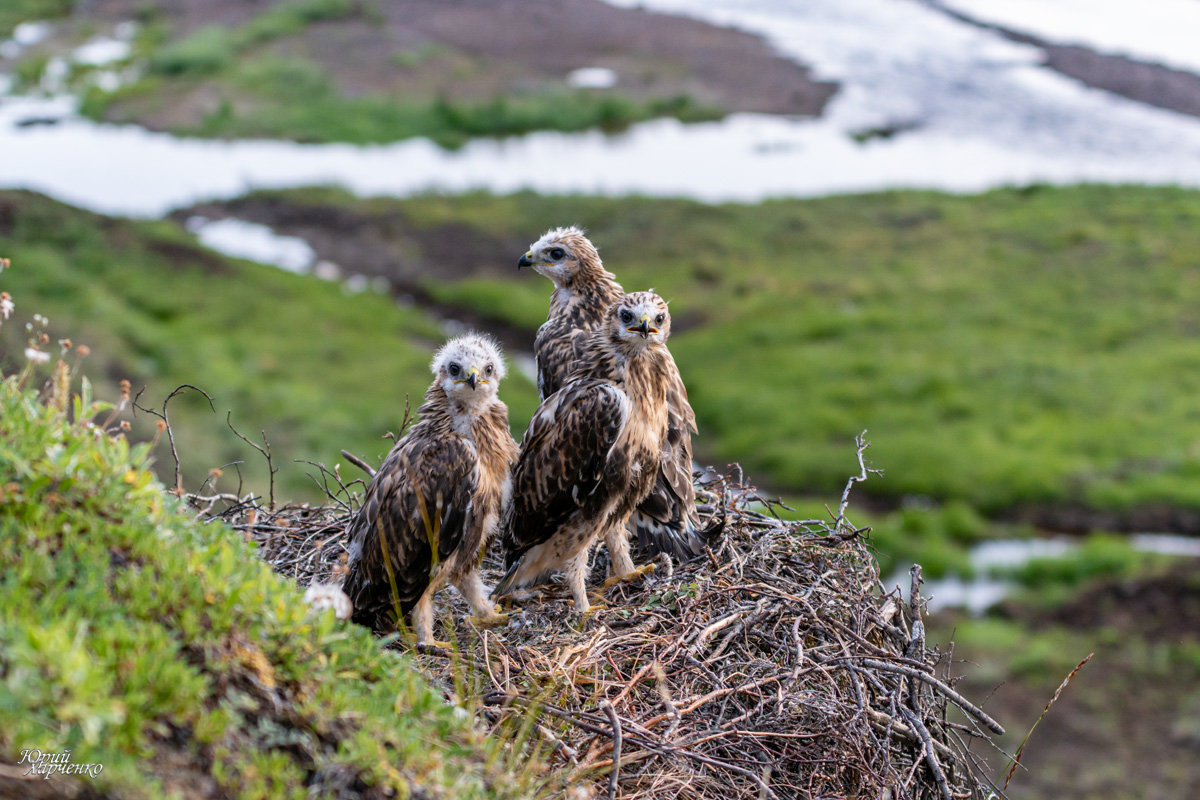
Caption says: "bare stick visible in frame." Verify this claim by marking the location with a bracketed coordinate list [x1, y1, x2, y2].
[132, 384, 214, 495]
[900, 706, 953, 800]
[226, 411, 278, 511]
[835, 431, 882, 531]
[600, 700, 622, 800]
[862, 659, 1005, 735]
[340, 449, 377, 478]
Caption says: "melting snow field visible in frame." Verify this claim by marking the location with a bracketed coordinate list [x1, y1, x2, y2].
[2, 1, 1200, 218]
[939, 0, 1200, 75]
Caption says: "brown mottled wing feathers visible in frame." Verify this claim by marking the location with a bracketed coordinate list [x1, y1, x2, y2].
[502, 380, 628, 566]
[631, 351, 707, 559]
[342, 434, 477, 632]
[533, 321, 580, 400]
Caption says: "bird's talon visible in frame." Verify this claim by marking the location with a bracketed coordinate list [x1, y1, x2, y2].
[470, 611, 509, 628]
[417, 640, 455, 653]
[601, 562, 658, 589]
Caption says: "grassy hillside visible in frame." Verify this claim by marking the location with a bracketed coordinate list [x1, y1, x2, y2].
[8, 183, 1200, 533]
[0, 358, 541, 798]
[0, 189, 541, 502]
[185, 185, 1200, 527]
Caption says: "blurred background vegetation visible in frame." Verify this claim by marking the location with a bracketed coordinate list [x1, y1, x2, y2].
[2, 0, 1200, 797]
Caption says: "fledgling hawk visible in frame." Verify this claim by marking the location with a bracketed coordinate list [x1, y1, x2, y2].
[517, 227, 707, 562]
[496, 292, 677, 612]
[342, 334, 518, 646]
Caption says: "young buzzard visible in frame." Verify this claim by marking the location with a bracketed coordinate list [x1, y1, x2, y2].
[496, 292, 676, 612]
[341, 334, 518, 646]
[518, 226, 706, 562]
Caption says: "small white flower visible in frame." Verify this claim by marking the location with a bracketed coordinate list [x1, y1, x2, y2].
[0, 292, 12, 320]
[24, 347, 50, 363]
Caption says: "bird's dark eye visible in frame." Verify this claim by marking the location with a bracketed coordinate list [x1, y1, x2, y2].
[485, 364, 494, 376]
[549, 247, 565, 259]
[619, 310, 633, 324]
[448, 363, 460, 376]
[655, 314, 665, 325]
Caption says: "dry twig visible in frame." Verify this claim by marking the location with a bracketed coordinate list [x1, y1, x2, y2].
[226, 455, 1004, 800]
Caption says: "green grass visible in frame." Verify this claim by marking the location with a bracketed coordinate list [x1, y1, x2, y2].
[0, 0, 74, 37]
[0, 190, 539, 502]
[0, 365, 542, 798]
[9, 182, 1200, 552]
[1008, 533, 1167, 588]
[64, 1, 721, 146]
[254, 186, 1200, 518]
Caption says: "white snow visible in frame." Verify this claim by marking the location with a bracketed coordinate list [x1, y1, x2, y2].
[185, 216, 316, 273]
[567, 67, 618, 89]
[2, 0, 1200, 217]
[941, 0, 1200, 75]
[72, 36, 131, 67]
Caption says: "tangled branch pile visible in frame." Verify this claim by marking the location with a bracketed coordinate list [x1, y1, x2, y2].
[204, 455, 1005, 800]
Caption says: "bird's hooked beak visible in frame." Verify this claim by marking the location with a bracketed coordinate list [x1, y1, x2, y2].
[518, 252, 536, 269]
[455, 366, 482, 390]
[628, 313, 658, 339]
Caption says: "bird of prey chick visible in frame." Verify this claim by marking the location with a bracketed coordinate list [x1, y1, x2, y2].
[496, 292, 677, 612]
[341, 334, 518, 646]
[517, 226, 707, 562]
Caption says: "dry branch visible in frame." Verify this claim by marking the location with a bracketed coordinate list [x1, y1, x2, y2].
[207, 458, 1004, 800]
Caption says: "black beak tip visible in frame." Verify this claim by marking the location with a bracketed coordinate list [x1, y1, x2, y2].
[466, 374, 477, 389]
[637, 321, 651, 338]
[518, 255, 533, 269]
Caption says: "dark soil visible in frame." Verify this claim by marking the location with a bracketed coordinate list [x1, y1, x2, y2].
[929, 0, 1200, 120]
[173, 194, 539, 353]
[80, 0, 837, 133]
[936, 565, 1200, 800]
[1001, 565, 1200, 641]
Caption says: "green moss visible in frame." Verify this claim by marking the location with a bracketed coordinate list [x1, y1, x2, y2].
[0, 369, 540, 798]
[147, 25, 234, 76]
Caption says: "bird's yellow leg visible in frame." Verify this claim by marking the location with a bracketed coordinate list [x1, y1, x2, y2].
[470, 610, 510, 628]
[602, 524, 656, 587]
[601, 561, 658, 589]
[459, 573, 510, 628]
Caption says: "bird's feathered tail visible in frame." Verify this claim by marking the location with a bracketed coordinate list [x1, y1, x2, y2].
[628, 477, 723, 563]
[492, 550, 557, 598]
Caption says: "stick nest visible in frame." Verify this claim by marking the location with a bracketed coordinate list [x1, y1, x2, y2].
[202, 459, 1004, 800]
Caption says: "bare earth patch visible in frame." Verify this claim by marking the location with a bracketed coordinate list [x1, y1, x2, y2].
[80, 0, 837, 135]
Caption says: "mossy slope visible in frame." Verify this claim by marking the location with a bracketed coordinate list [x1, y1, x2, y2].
[0, 369, 532, 799]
